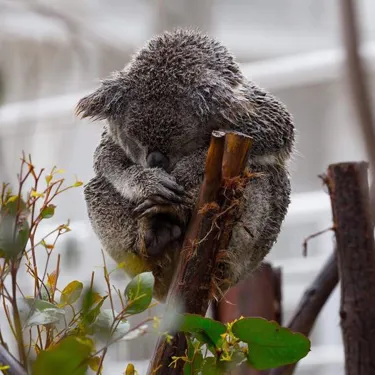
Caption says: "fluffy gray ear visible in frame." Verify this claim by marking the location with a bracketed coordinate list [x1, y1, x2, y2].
[75, 72, 128, 121]
[193, 70, 253, 124]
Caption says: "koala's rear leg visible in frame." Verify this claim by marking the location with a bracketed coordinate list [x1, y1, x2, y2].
[140, 213, 182, 256]
[134, 192, 195, 256]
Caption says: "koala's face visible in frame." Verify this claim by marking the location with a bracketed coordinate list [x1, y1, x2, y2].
[108, 96, 214, 172]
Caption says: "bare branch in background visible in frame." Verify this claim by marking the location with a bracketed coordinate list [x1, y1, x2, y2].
[340, 0, 375, 216]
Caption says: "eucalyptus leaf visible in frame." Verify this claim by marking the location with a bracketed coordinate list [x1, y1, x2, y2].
[0, 215, 29, 259]
[32, 336, 91, 375]
[40, 205, 55, 219]
[18, 298, 65, 327]
[91, 309, 130, 342]
[59, 280, 83, 306]
[177, 314, 226, 349]
[231, 318, 311, 370]
[124, 272, 154, 314]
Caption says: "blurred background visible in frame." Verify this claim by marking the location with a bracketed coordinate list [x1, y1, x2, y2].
[1, 0, 375, 374]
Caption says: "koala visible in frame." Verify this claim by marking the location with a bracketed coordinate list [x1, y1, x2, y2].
[76, 29, 295, 301]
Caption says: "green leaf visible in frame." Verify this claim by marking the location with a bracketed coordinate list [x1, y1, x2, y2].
[31, 336, 91, 375]
[177, 314, 226, 349]
[201, 357, 219, 375]
[88, 356, 101, 372]
[92, 309, 130, 342]
[124, 272, 154, 314]
[1, 195, 27, 216]
[59, 281, 83, 306]
[231, 318, 311, 370]
[18, 298, 65, 327]
[40, 205, 55, 219]
[184, 338, 203, 375]
[81, 294, 107, 327]
[0, 215, 29, 259]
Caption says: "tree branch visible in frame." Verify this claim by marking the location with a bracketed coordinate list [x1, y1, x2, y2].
[340, 0, 375, 217]
[327, 161, 375, 375]
[0, 344, 28, 375]
[147, 131, 252, 375]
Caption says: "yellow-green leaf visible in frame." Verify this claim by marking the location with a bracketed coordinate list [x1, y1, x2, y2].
[45, 174, 53, 185]
[47, 271, 57, 292]
[73, 181, 83, 187]
[125, 363, 136, 375]
[31, 190, 45, 198]
[40, 205, 56, 219]
[5, 195, 18, 204]
[88, 356, 101, 372]
[59, 281, 83, 306]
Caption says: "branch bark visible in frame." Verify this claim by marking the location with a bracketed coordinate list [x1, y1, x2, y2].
[327, 161, 375, 375]
[147, 131, 252, 375]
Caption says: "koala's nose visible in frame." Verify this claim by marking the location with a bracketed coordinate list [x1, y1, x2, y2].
[146, 151, 170, 171]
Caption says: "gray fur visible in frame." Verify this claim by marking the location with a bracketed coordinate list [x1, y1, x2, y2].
[77, 29, 295, 301]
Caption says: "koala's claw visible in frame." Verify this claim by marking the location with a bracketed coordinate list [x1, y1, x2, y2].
[134, 196, 169, 218]
[159, 177, 185, 195]
[144, 221, 182, 256]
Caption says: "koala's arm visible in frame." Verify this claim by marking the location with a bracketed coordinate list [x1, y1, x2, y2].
[232, 83, 295, 161]
[171, 148, 208, 191]
[93, 128, 185, 203]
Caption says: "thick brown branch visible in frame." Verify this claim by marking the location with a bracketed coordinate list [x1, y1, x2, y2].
[147, 131, 252, 375]
[269, 251, 338, 375]
[327, 162, 375, 375]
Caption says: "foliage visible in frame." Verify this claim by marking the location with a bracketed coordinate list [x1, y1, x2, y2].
[169, 314, 310, 374]
[0, 156, 310, 374]
[0, 155, 153, 374]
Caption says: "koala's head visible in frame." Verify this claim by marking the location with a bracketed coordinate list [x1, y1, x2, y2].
[76, 29, 252, 171]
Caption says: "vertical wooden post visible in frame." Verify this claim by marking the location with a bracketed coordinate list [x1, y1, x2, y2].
[328, 162, 375, 375]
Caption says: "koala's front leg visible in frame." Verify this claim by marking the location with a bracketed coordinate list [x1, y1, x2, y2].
[134, 148, 207, 254]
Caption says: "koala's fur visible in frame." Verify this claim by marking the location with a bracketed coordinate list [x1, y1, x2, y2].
[77, 29, 295, 301]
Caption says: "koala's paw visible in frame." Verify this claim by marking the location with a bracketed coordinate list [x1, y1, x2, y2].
[133, 193, 193, 219]
[142, 169, 188, 204]
[144, 215, 182, 256]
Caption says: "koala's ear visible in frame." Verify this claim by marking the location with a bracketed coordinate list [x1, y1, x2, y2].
[195, 71, 253, 125]
[75, 72, 128, 121]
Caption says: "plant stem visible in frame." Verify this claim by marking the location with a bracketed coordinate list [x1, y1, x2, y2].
[10, 262, 27, 367]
